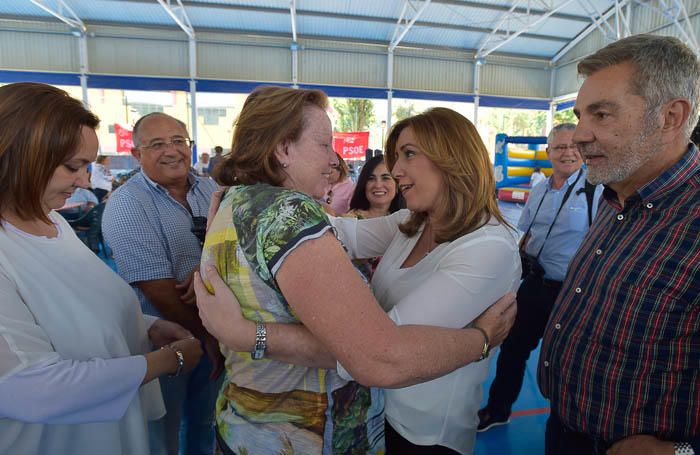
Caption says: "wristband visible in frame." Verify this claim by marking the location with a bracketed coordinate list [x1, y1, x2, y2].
[161, 344, 185, 377]
[472, 326, 490, 361]
[251, 323, 267, 360]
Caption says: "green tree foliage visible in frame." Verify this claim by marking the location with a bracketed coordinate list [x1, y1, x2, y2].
[332, 98, 375, 132]
[486, 108, 548, 137]
[394, 102, 418, 121]
[554, 108, 577, 125]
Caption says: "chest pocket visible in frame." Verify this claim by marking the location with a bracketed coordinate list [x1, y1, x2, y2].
[562, 197, 589, 232]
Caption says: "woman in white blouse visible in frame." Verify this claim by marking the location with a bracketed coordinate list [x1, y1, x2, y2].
[196, 107, 520, 454]
[0, 82, 203, 454]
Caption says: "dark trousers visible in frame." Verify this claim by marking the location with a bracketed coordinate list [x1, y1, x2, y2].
[485, 273, 562, 417]
[385, 421, 459, 454]
[92, 188, 109, 202]
[545, 412, 611, 455]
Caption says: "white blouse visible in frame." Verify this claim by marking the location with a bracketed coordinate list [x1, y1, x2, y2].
[332, 209, 520, 454]
[0, 212, 164, 454]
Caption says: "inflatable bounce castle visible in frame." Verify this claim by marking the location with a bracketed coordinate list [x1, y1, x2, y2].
[493, 133, 551, 202]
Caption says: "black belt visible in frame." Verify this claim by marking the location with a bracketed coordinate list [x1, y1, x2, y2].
[543, 278, 563, 289]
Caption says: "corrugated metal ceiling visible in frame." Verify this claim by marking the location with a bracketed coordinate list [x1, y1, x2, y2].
[0, 0, 628, 59]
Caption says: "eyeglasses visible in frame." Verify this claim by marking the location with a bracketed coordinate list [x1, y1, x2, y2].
[141, 138, 194, 152]
[550, 144, 579, 152]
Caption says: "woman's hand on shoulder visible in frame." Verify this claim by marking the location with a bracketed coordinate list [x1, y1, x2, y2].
[472, 292, 517, 348]
[193, 265, 256, 351]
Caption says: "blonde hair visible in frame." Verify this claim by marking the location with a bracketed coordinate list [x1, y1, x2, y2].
[385, 107, 509, 242]
[218, 86, 328, 186]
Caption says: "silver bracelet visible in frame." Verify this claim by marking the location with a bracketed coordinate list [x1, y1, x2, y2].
[161, 344, 185, 377]
[675, 442, 695, 455]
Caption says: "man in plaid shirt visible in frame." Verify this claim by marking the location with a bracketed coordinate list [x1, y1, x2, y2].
[538, 35, 699, 455]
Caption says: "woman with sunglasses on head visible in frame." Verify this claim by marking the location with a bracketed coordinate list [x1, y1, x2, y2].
[0, 82, 202, 454]
[194, 90, 519, 455]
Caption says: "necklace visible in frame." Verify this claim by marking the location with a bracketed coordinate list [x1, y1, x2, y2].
[424, 221, 434, 258]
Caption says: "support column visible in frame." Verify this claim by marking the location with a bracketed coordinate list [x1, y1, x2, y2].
[473, 59, 482, 125]
[386, 50, 394, 131]
[78, 32, 89, 107]
[189, 37, 198, 161]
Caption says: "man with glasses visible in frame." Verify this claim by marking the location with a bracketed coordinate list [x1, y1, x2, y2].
[477, 123, 603, 432]
[103, 113, 223, 455]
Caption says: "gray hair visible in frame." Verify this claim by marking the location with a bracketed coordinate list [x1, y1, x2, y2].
[578, 34, 700, 140]
[131, 112, 188, 148]
[547, 123, 576, 146]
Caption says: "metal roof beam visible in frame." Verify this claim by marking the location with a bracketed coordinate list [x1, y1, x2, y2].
[551, 1, 627, 64]
[477, 0, 577, 59]
[99, 0, 570, 44]
[289, 0, 298, 42]
[156, 0, 194, 39]
[28, 0, 85, 33]
[641, 0, 699, 55]
[390, 0, 432, 51]
[432, 0, 591, 22]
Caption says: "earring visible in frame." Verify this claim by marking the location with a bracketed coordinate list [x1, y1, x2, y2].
[281, 163, 288, 168]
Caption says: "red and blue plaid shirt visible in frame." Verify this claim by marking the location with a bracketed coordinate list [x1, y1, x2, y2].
[538, 144, 700, 445]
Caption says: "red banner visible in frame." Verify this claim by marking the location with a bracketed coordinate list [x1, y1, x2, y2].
[333, 131, 369, 160]
[115, 123, 134, 154]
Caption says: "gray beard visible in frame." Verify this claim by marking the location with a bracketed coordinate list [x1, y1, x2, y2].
[583, 124, 660, 186]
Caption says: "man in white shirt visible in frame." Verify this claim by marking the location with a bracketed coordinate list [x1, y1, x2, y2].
[193, 152, 210, 177]
[530, 167, 546, 188]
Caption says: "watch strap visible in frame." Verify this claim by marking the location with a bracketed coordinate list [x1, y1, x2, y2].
[251, 322, 267, 360]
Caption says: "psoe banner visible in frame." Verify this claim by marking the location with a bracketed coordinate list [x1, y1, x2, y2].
[115, 124, 134, 154]
[333, 131, 369, 160]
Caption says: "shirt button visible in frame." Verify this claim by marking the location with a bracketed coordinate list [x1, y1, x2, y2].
[617, 214, 624, 221]
[575, 287, 582, 293]
[544, 361, 550, 367]
[595, 249, 603, 255]
[555, 323, 561, 330]
[646, 202, 653, 209]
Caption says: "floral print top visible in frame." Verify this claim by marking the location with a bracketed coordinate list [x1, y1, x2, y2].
[201, 183, 385, 455]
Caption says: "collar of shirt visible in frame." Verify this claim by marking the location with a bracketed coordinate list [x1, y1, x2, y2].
[140, 169, 199, 194]
[546, 168, 583, 192]
[602, 144, 698, 210]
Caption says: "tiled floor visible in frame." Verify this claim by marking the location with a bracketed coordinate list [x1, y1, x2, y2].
[475, 345, 549, 454]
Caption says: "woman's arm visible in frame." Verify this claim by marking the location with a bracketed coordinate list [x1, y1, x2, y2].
[329, 209, 407, 259]
[195, 268, 336, 368]
[195, 258, 516, 373]
[275, 232, 516, 388]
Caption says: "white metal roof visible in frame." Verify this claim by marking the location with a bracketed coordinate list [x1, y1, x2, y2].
[0, 0, 626, 60]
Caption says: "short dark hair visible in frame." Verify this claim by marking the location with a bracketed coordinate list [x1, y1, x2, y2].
[214, 146, 223, 154]
[0, 83, 100, 223]
[349, 155, 403, 213]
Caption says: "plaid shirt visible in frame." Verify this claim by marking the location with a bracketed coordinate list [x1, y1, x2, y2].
[103, 170, 218, 317]
[538, 144, 700, 444]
